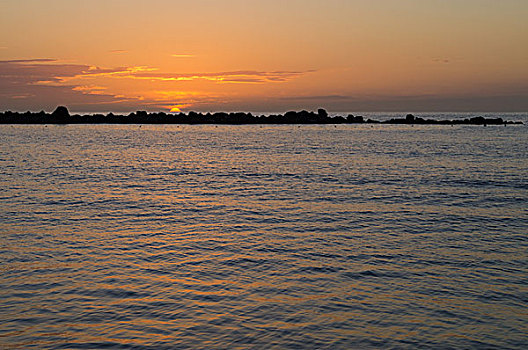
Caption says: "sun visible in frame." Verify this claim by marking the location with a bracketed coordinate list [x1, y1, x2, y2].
[168, 103, 192, 113]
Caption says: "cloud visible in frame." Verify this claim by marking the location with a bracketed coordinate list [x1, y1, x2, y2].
[72, 85, 109, 95]
[130, 70, 314, 83]
[74, 66, 141, 78]
[9, 57, 525, 113]
[0, 58, 253, 112]
[0, 59, 140, 92]
[0, 58, 57, 63]
[280, 94, 354, 101]
[432, 58, 451, 64]
[0, 58, 135, 111]
[1, 59, 313, 112]
[221, 78, 265, 83]
[110, 49, 127, 53]
[171, 54, 195, 58]
[0, 58, 314, 111]
[0, 59, 91, 85]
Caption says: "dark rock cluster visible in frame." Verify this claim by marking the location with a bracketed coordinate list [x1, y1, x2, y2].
[383, 114, 512, 125]
[0, 107, 522, 125]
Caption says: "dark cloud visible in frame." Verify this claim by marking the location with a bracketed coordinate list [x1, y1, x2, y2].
[432, 58, 450, 64]
[280, 95, 354, 101]
[0, 59, 132, 86]
[0, 60, 90, 85]
[0, 58, 57, 63]
[0, 83, 131, 112]
[0, 59, 131, 111]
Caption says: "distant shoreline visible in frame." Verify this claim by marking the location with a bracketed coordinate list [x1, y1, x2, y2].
[0, 107, 523, 125]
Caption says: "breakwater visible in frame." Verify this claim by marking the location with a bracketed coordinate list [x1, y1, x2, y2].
[0, 107, 523, 125]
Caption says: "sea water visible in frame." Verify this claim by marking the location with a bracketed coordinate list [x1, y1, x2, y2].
[1, 121, 527, 349]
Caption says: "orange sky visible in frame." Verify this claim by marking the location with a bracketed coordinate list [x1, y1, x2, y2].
[1, 0, 527, 112]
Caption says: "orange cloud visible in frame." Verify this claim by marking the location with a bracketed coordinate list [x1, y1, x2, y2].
[0, 59, 254, 111]
[3, 57, 528, 113]
[171, 54, 195, 58]
[129, 70, 314, 83]
[72, 85, 109, 95]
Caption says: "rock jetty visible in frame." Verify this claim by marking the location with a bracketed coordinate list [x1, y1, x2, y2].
[0, 107, 523, 125]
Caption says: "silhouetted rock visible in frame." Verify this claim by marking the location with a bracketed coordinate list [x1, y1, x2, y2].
[318, 108, 328, 118]
[333, 116, 346, 123]
[470, 116, 485, 125]
[50, 106, 70, 123]
[52, 106, 70, 118]
[347, 114, 364, 123]
[0, 109, 523, 125]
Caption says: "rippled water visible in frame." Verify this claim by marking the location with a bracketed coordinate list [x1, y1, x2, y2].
[1, 122, 527, 349]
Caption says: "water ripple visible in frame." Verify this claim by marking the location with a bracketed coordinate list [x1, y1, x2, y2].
[0, 124, 527, 349]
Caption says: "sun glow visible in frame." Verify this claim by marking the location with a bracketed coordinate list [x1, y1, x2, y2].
[169, 104, 192, 113]
[1, 1, 527, 112]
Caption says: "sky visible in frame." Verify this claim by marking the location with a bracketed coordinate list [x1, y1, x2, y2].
[1, 0, 527, 113]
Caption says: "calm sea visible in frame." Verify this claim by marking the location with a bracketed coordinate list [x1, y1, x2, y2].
[1, 118, 527, 349]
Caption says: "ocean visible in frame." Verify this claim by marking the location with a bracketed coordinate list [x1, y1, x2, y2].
[1, 119, 527, 349]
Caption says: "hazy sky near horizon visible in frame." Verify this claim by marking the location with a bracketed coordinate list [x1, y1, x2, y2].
[1, 0, 527, 112]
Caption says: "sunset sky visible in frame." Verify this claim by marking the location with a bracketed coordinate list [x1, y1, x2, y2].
[1, 0, 527, 113]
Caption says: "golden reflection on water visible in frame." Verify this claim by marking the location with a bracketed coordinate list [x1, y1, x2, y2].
[0, 124, 527, 348]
